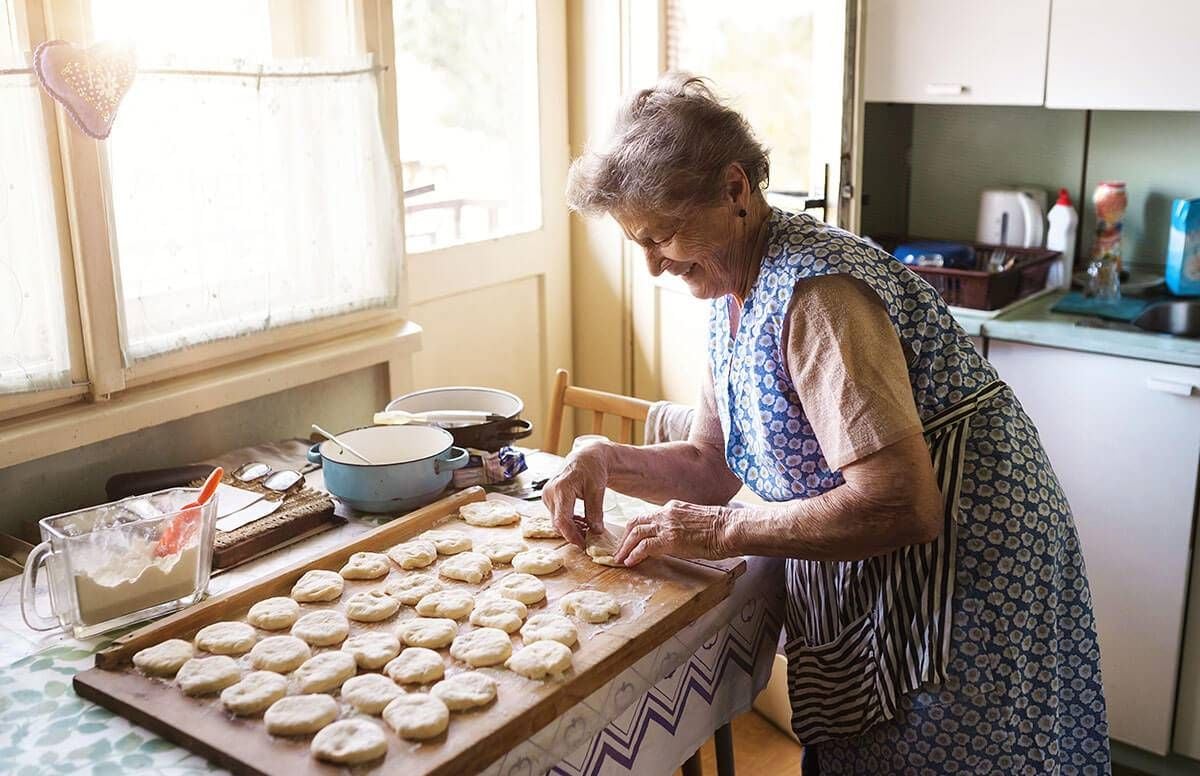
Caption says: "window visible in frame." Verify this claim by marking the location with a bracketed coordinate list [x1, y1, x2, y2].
[0, 2, 74, 394]
[667, 0, 825, 211]
[394, 0, 541, 253]
[0, 0, 405, 413]
[92, 0, 401, 362]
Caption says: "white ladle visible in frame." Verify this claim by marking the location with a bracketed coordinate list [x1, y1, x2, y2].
[311, 424, 377, 465]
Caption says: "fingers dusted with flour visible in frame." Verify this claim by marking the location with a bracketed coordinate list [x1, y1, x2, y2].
[614, 500, 733, 566]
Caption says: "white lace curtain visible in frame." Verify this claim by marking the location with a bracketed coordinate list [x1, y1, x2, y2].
[0, 65, 74, 394]
[108, 55, 403, 362]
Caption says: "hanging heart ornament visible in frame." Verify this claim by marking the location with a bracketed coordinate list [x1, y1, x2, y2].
[33, 40, 135, 140]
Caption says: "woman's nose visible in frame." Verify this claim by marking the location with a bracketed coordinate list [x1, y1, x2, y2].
[644, 247, 666, 277]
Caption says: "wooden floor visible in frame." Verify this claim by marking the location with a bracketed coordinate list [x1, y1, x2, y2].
[676, 711, 804, 776]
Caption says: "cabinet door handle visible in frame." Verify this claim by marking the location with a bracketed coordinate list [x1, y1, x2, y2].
[925, 83, 967, 96]
[1146, 377, 1199, 397]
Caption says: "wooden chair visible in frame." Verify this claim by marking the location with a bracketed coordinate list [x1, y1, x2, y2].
[541, 368, 653, 454]
[541, 368, 737, 776]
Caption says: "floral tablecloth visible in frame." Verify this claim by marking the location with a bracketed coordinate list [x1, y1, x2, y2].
[0, 468, 785, 776]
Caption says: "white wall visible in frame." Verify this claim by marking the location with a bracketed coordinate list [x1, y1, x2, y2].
[0, 367, 388, 540]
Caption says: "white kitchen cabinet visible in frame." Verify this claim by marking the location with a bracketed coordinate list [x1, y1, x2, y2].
[1046, 0, 1200, 110]
[863, 0, 1051, 105]
[988, 341, 1200, 755]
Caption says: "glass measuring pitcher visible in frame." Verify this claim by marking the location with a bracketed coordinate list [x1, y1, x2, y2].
[21, 487, 216, 638]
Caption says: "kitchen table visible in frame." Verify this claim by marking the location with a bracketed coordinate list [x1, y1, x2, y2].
[0, 446, 785, 776]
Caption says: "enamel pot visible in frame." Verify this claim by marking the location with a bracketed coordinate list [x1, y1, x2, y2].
[307, 425, 468, 514]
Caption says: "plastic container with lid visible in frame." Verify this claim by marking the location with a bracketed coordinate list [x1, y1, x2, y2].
[1166, 197, 1200, 297]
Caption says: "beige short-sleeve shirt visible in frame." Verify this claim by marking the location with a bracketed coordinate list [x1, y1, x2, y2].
[777, 274, 923, 470]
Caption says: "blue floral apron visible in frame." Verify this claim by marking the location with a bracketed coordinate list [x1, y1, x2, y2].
[708, 209, 1110, 774]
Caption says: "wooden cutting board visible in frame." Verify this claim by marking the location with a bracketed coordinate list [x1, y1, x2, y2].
[74, 488, 744, 775]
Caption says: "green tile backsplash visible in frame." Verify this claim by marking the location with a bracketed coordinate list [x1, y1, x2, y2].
[1085, 111, 1200, 267]
[863, 103, 1200, 271]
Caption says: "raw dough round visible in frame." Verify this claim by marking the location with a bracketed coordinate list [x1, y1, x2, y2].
[194, 621, 257, 656]
[560, 590, 621, 623]
[423, 529, 472, 555]
[459, 501, 520, 527]
[469, 597, 527, 633]
[449, 627, 512, 667]
[133, 639, 194, 677]
[477, 539, 528, 565]
[249, 635, 311, 673]
[438, 551, 493, 584]
[294, 650, 358, 693]
[586, 544, 622, 567]
[385, 647, 445, 684]
[493, 572, 546, 605]
[264, 694, 339, 736]
[177, 656, 241, 695]
[340, 673, 403, 715]
[339, 551, 390, 580]
[415, 589, 475, 620]
[431, 671, 498, 711]
[291, 610, 350, 646]
[387, 540, 438, 570]
[383, 573, 441, 605]
[220, 670, 287, 716]
[397, 617, 458, 649]
[520, 613, 578, 647]
[511, 548, 563, 576]
[505, 640, 573, 680]
[247, 597, 301, 630]
[520, 513, 560, 539]
[342, 631, 401, 670]
[290, 569, 344, 602]
[346, 589, 401, 623]
[311, 718, 388, 764]
[383, 693, 449, 740]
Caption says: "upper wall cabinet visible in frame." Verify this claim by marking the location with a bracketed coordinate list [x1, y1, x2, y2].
[1046, 0, 1200, 110]
[863, 0, 1051, 105]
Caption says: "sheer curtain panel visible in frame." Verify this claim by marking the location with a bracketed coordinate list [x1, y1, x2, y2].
[105, 56, 402, 361]
[0, 47, 74, 394]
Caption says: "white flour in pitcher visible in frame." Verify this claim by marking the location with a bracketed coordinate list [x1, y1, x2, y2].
[74, 540, 199, 625]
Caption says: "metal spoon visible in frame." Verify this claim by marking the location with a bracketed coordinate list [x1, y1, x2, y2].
[311, 424, 376, 465]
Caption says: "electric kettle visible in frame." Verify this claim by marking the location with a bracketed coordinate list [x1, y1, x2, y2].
[976, 188, 1046, 248]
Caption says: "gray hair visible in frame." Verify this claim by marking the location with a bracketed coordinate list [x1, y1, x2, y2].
[566, 72, 770, 222]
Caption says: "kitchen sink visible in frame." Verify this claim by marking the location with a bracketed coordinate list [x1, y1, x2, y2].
[1133, 300, 1200, 338]
[1074, 300, 1200, 338]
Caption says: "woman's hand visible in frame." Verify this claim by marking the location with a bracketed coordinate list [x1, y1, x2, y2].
[614, 500, 735, 566]
[541, 442, 612, 547]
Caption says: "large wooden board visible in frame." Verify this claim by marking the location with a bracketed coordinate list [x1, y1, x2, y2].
[74, 488, 743, 775]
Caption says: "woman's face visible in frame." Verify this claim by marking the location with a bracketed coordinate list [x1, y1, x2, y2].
[616, 204, 739, 300]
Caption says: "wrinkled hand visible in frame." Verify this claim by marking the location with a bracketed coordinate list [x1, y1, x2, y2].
[542, 443, 611, 547]
[614, 500, 734, 567]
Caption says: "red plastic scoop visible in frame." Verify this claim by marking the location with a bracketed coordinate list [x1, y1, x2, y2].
[154, 467, 222, 558]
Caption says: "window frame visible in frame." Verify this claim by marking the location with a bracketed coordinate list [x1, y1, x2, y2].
[0, 0, 411, 419]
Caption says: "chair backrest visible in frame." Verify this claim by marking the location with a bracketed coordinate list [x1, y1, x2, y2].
[542, 368, 653, 455]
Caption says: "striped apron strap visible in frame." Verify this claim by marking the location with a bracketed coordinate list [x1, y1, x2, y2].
[785, 380, 1006, 744]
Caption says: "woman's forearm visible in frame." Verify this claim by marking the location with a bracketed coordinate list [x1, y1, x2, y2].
[600, 440, 741, 507]
[720, 480, 942, 562]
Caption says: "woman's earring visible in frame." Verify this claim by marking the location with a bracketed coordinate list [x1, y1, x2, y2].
[738, 208, 747, 218]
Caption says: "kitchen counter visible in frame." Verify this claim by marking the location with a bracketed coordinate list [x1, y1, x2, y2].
[954, 292, 1200, 368]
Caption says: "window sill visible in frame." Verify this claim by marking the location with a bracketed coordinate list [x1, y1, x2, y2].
[0, 320, 421, 469]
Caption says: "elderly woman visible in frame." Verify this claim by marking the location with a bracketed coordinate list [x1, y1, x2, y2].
[545, 74, 1109, 775]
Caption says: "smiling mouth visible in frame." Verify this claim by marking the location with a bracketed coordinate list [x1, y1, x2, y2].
[676, 263, 696, 278]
